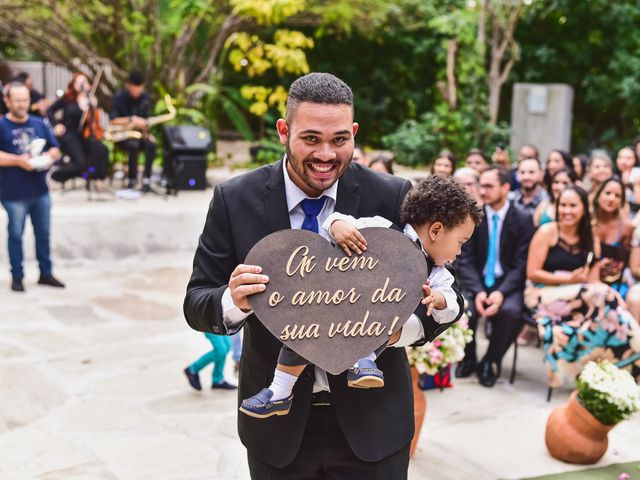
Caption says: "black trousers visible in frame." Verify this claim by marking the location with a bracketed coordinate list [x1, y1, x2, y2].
[52, 133, 108, 183]
[118, 138, 157, 180]
[464, 286, 524, 365]
[247, 404, 410, 479]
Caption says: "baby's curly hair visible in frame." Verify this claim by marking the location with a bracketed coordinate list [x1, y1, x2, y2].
[400, 175, 483, 229]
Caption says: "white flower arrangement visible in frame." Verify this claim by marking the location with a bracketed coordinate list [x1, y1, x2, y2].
[406, 314, 473, 376]
[576, 360, 640, 425]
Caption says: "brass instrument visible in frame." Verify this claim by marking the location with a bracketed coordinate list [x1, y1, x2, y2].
[104, 94, 176, 142]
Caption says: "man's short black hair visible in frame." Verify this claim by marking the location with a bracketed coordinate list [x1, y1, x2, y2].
[400, 175, 483, 229]
[483, 165, 511, 185]
[127, 69, 145, 86]
[12, 72, 29, 83]
[285, 73, 353, 123]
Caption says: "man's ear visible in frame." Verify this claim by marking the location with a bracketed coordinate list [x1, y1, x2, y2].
[429, 222, 443, 240]
[276, 119, 289, 145]
[352, 122, 359, 137]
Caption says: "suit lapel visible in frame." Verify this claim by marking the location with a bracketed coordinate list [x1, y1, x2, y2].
[263, 159, 291, 232]
[335, 167, 360, 217]
[479, 206, 489, 259]
[499, 204, 513, 257]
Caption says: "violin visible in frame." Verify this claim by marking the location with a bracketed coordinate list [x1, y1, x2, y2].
[79, 66, 104, 141]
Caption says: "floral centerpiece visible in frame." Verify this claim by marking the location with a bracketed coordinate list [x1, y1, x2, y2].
[576, 360, 640, 425]
[406, 314, 473, 375]
[545, 360, 640, 464]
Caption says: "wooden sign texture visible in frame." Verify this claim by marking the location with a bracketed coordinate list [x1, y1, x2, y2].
[246, 227, 429, 375]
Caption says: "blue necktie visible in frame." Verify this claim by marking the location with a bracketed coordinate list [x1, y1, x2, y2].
[484, 213, 500, 288]
[300, 197, 327, 233]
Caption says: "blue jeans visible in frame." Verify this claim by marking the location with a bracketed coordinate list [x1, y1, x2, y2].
[1, 193, 52, 279]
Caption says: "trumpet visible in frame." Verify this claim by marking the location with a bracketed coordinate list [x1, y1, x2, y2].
[104, 95, 176, 142]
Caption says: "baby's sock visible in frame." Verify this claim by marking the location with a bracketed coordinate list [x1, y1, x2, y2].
[268, 370, 298, 401]
[353, 352, 377, 369]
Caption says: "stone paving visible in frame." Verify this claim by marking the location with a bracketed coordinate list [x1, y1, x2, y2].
[0, 183, 638, 480]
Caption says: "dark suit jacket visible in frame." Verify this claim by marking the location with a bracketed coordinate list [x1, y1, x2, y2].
[456, 202, 534, 299]
[184, 160, 453, 468]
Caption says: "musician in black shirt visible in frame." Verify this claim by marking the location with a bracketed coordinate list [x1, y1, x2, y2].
[109, 70, 157, 192]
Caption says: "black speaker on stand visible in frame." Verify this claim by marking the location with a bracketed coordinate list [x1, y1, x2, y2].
[162, 125, 212, 193]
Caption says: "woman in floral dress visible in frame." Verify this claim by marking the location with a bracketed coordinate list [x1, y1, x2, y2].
[526, 185, 640, 387]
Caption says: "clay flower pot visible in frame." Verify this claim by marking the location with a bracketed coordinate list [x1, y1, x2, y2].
[410, 366, 427, 457]
[545, 391, 615, 464]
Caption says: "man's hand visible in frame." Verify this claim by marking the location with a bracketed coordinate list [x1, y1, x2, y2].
[132, 116, 147, 129]
[229, 264, 269, 312]
[16, 153, 34, 172]
[475, 291, 488, 317]
[483, 290, 504, 317]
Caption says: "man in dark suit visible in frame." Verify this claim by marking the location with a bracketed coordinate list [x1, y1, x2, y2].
[455, 165, 534, 387]
[183, 73, 448, 479]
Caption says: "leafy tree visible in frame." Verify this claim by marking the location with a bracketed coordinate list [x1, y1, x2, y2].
[513, 0, 640, 152]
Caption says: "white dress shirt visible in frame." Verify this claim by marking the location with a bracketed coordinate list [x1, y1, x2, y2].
[482, 200, 510, 279]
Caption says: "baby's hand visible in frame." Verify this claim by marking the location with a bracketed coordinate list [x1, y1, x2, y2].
[421, 281, 435, 316]
[331, 220, 367, 257]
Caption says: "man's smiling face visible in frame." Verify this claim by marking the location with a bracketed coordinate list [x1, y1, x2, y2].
[277, 102, 358, 197]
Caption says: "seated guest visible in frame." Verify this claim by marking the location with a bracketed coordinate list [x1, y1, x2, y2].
[12, 71, 47, 117]
[511, 144, 540, 191]
[586, 149, 614, 197]
[592, 177, 634, 298]
[47, 73, 109, 188]
[454, 167, 482, 206]
[109, 69, 157, 192]
[431, 150, 455, 177]
[369, 155, 394, 175]
[543, 149, 574, 192]
[616, 146, 640, 205]
[455, 166, 534, 387]
[533, 168, 575, 227]
[465, 148, 490, 175]
[352, 144, 369, 166]
[526, 185, 640, 387]
[510, 157, 548, 212]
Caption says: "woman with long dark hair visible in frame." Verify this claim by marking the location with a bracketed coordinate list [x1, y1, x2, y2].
[543, 149, 574, 193]
[592, 177, 634, 298]
[431, 151, 455, 177]
[47, 72, 109, 189]
[533, 167, 575, 227]
[526, 185, 639, 387]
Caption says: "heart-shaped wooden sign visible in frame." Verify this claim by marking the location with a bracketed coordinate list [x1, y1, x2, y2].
[245, 227, 429, 375]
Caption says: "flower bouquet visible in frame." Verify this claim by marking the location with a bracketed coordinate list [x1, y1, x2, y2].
[576, 360, 640, 425]
[406, 314, 473, 388]
[545, 360, 640, 464]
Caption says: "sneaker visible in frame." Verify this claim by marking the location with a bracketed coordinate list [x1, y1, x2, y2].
[141, 177, 151, 193]
[239, 388, 293, 418]
[11, 277, 24, 292]
[347, 358, 384, 388]
[184, 367, 202, 391]
[38, 275, 65, 288]
[127, 179, 137, 190]
[211, 380, 237, 390]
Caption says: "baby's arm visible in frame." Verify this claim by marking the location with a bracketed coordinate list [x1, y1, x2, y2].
[421, 281, 447, 316]
[321, 212, 392, 256]
[425, 266, 461, 324]
[331, 220, 367, 256]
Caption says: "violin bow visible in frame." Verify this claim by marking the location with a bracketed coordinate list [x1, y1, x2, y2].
[78, 64, 105, 131]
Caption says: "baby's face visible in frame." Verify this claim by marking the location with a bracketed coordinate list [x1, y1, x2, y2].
[421, 216, 475, 265]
